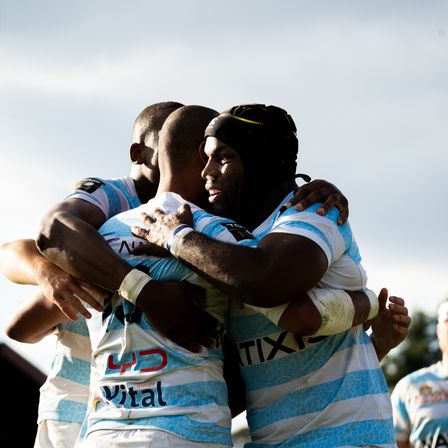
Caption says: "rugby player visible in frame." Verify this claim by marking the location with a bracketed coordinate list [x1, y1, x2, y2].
[133, 104, 410, 446]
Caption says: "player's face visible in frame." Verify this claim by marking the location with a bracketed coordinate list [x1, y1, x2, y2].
[201, 137, 244, 217]
[437, 319, 448, 354]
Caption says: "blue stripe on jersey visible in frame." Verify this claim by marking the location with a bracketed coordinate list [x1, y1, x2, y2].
[108, 178, 141, 211]
[93, 415, 232, 445]
[247, 418, 395, 448]
[63, 318, 90, 337]
[49, 398, 88, 424]
[241, 332, 357, 391]
[409, 370, 447, 384]
[414, 417, 448, 441]
[359, 329, 371, 344]
[230, 313, 280, 342]
[248, 368, 388, 432]
[56, 356, 91, 386]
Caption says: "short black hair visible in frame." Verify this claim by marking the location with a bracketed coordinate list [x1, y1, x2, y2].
[205, 103, 298, 183]
[159, 105, 218, 170]
[133, 101, 184, 145]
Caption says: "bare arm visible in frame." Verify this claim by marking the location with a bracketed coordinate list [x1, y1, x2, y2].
[36, 198, 133, 291]
[397, 441, 410, 448]
[277, 289, 373, 335]
[5, 291, 67, 343]
[35, 198, 220, 350]
[0, 238, 106, 320]
[133, 206, 328, 307]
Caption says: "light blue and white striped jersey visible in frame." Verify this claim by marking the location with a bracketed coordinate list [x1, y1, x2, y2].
[66, 176, 141, 219]
[82, 192, 256, 446]
[37, 176, 141, 426]
[229, 192, 395, 447]
[37, 319, 91, 424]
[391, 362, 448, 447]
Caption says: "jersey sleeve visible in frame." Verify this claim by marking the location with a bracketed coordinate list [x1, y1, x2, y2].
[270, 203, 351, 265]
[65, 177, 138, 220]
[391, 377, 412, 442]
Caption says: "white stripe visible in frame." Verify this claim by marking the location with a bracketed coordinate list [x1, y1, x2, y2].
[57, 331, 91, 362]
[41, 375, 90, 405]
[251, 394, 393, 444]
[88, 404, 230, 430]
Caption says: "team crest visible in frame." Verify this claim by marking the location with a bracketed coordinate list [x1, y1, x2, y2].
[419, 385, 432, 396]
[222, 223, 255, 241]
[74, 177, 105, 193]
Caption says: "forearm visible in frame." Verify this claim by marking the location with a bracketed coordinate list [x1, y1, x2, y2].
[0, 239, 48, 285]
[5, 291, 67, 343]
[370, 334, 390, 362]
[172, 231, 326, 307]
[37, 210, 132, 291]
[268, 289, 376, 336]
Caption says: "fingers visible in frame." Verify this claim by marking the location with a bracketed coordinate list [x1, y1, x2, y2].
[377, 288, 388, 312]
[295, 188, 329, 211]
[393, 313, 411, 327]
[183, 281, 207, 309]
[53, 292, 89, 321]
[131, 225, 150, 240]
[75, 284, 105, 312]
[286, 181, 349, 225]
[140, 212, 156, 227]
[132, 242, 170, 258]
[388, 296, 405, 306]
[317, 194, 349, 225]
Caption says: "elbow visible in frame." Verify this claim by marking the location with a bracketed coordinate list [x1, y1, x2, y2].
[5, 323, 36, 344]
[0, 242, 10, 274]
[36, 209, 67, 254]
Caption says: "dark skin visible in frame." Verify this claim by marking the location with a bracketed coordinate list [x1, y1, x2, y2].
[132, 138, 335, 309]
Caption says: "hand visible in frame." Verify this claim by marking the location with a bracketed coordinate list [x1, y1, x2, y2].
[132, 204, 194, 249]
[285, 179, 349, 225]
[136, 280, 221, 353]
[36, 260, 107, 320]
[370, 288, 411, 360]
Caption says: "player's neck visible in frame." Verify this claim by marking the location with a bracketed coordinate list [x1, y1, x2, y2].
[442, 352, 448, 374]
[244, 180, 296, 230]
[157, 176, 208, 209]
[132, 176, 158, 203]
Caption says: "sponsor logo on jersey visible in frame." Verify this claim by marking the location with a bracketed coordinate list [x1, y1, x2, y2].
[414, 385, 448, 406]
[237, 330, 327, 366]
[74, 177, 105, 193]
[106, 348, 168, 375]
[98, 381, 167, 409]
[222, 222, 255, 241]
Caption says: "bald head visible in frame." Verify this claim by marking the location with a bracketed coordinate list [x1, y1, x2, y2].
[132, 101, 184, 146]
[158, 105, 218, 172]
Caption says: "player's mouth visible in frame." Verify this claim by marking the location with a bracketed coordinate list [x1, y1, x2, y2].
[205, 185, 222, 204]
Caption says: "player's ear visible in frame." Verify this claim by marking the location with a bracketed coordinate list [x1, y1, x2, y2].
[130, 143, 145, 165]
[198, 140, 207, 164]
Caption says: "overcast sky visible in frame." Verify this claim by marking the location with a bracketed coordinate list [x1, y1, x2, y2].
[1, 0, 447, 374]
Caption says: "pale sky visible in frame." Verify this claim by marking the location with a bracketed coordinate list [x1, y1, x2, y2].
[0, 0, 447, 375]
